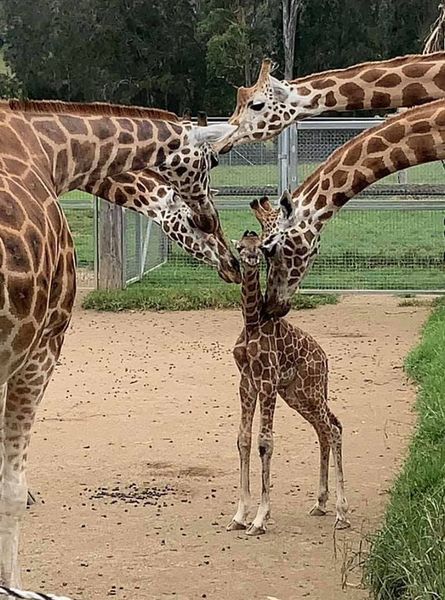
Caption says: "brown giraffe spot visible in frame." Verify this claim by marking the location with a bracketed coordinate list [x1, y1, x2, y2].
[338, 82, 365, 109]
[331, 192, 348, 207]
[314, 194, 327, 210]
[321, 177, 331, 191]
[117, 118, 134, 132]
[32, 121, 67, 145]
[72, 140, 96, 176]
[114, 189, 127, 205]
[8, 275, 34, 319]
[0, 316, 14, 338]
[406, 134, 437, 162]
[131, 144, 156, 171]
[168, 139, 181, 151]
[332, 169, 348, 188]
[411, 120, 432, 134]
[55, 149, 68, 186]
[366, 137, 388, 154]
[381, 122, 405, 144]
[377, 73, 402, 88]
[370, 91, 392, 109]
[362, 156, 390, 179]
[0, 191, 26, 229]
[118, 131, 134, 144]
[402, 83, 431, 106]
[90, 118, 117, 140]
[270, 114, 281, 123]
[304, 230, 315, 243]
[307, 93, 322, 109]
[351, 170, 369, 194]
[325, 91, 337, 107]
[324, 157, 340, 175]
[24, 225, 43, 271]
[137, 120, 154, 141]
[311, 78, 336, 89]
[33, 289, 48, 322]
[341, 143, 361, 166]
[3, 158, 27, 175]
[402, 63, 433, 78]
[115, 146, 134, 171]
[360, 68, 386, 82]
[319, 210, 334, 221]
[3, 232, 31, 273]
[389, 148, 411, 170]
[12, 323, 36, 354]
[296, 86, 311, 96]
[59, 115, 88, 135]
[432, 64, 445, 90]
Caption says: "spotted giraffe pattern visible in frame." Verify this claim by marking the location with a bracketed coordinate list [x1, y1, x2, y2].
[258, 98, 445, 315]
[92, 169, 238, 281]
[227, 231, 348, 535]
[0, 100, 237, 587]
[218, 52, 445, 148]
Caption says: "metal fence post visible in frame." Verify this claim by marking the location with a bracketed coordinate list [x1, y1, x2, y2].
[97, 199, 125, 290]
[287, 124, 299, 192]
[278, 129, 289, 197]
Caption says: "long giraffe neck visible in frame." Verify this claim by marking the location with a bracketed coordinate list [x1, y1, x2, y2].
[241, 262, 263, 330]
[290, 52, 445, 115]
[25, 113, 188, 196]
[294, 98, 445, 231]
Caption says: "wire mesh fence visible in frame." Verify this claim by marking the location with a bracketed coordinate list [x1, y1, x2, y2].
[60, 191, 96, 289]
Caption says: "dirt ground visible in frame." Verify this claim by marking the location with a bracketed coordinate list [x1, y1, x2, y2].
[21, 295, 428, 600]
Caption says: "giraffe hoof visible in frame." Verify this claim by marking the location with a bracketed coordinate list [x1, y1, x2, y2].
[246, 523, 266, 536]
[227, 519, 247, 531]
[309, 505, 326, 517]
[334, 517, 351, 530]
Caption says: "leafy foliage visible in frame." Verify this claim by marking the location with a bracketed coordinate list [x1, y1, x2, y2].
[0, 0, 442, 113]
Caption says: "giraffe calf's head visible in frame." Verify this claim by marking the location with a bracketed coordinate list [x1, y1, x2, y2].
[234, 230, 263, 267]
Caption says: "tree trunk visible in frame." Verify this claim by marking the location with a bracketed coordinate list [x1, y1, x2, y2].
[282, 0, 301, 80]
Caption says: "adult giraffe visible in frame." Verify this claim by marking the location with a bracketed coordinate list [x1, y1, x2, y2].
[247, 99, 445, 315]
[217, 52, 445, 148]
[0, 99, 236, 587]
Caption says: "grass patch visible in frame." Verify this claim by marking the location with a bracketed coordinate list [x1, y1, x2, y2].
[365, 297, 445, 599]
[82, 281, 338, 312]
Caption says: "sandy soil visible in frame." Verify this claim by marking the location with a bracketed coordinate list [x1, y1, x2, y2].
[21, 295, 428, 600]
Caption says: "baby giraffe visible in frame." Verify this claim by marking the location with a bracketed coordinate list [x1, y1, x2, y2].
[228, 230, 349, 535]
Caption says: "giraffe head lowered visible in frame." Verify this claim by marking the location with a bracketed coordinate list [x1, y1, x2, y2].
[6, 100, 236, 236]
[258, 97, 445, 316]
[217, 52, 445, 149]
[97, 169, 240, 283]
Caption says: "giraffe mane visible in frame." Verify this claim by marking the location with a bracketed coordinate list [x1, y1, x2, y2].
[290, 51, 445, 84]
[3, 99, 181, 122]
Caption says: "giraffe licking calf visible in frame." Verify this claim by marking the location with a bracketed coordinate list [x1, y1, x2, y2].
[227, 230, 349, 535]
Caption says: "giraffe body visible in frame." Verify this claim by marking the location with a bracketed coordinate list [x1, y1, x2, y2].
[228, 232, 348, 535]
[0, 100, 237, 586]
[220, 52, 445, 148]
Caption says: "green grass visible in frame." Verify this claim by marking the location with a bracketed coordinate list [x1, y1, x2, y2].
[365, 297, 445, 599]
[82, 282, 337, 311]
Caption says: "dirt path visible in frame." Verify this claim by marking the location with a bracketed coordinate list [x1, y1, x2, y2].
[22, 296, 428, 600]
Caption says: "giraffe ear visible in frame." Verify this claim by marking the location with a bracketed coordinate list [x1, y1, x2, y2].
[270, 76, 291, 103]
[190, 123, 237, 147]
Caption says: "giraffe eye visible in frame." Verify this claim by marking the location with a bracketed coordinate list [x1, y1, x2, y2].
[249, 101, 266, 111]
